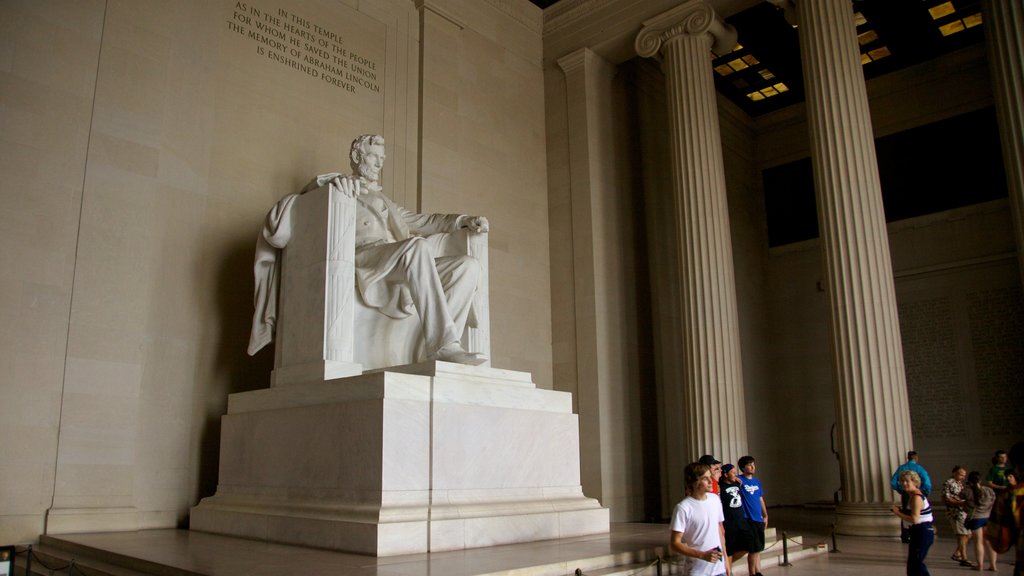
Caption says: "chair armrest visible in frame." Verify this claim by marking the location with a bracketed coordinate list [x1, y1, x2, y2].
[437, 228, 488, 259]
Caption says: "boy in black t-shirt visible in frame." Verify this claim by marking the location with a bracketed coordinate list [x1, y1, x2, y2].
[720, 463, 755, 565]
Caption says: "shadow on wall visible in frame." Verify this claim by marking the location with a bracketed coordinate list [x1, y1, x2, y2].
[192, 237, 276, 513]
[217, 238, 275, 396]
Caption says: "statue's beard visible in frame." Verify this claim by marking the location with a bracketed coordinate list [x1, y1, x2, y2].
[358, 175, 382, 193]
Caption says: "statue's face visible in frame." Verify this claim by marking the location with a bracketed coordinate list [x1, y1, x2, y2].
[356, 143, 386, 182]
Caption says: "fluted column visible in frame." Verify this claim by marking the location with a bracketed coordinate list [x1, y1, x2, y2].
[981, 0, 1024, 286]
[635, 0, 748, 464]
[792, 0, 912, 536]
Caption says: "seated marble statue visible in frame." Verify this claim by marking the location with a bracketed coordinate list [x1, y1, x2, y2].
[248, 134, 488, 366]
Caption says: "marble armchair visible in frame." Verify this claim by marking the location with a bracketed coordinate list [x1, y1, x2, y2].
[271, 182, 490, 387]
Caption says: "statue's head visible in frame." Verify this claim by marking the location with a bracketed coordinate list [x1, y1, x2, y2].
[350, 134, 386, 182]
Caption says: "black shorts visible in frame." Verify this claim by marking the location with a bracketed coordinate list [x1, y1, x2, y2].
[965, 517, 988, 531]
[725, 521, 756, 554]
[748, 519, 766, 552]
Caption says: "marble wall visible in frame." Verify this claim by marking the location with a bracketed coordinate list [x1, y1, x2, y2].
[755, 44, 1021, 506]
[544, 0, 1019, 519]
[0, 0, 104, 545]
[2, 0, 1019, 544]
[0, 0, 551, 545]
[418, 0, 552, 386]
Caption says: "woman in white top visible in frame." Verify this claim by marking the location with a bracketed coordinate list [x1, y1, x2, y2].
[671, 462, 731, 576]
[892, 470, 935, 576]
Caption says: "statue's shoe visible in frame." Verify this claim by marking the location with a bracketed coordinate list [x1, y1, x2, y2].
[432, 343, 487, 366]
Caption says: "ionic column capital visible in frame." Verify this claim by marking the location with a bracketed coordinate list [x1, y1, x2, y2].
[635, 0, 737, 58]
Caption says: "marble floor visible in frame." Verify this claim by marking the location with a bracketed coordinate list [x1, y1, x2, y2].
[27, 507, 1016, 575]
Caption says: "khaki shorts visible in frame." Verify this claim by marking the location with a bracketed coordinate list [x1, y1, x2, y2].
[948, 515, 970, 536]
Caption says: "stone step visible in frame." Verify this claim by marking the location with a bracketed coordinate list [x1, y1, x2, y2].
[580, 543, 829, 576]
[539, 531, 827, 576]
[482, 545, 670, 576]
[14, 543, 157, 576]
[20, 526, 828, 576]
[15, 536, 203, 576]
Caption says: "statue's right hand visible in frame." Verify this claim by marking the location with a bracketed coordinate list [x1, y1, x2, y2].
[333, 175, 362, 198]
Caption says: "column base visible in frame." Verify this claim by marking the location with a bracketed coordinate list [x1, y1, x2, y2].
[835, 502, 902, 537]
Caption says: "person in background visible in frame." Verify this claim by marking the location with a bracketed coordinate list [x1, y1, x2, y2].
[891, 470, 935, 576]
[943, 465, 971, 566]
[985, 468, 1016, 572]
[700, 455, 723, 495]
[737, 455, 767, 576]
[1008, 443, 1024, 576]
[962, 470, 997, 571]
[986, 449, 1011, 493]
[891, 451, 933, 543]
[671, 462, 731, 576]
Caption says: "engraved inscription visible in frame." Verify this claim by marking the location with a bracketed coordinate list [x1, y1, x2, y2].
[966, 286, 1024, 437]
[898, 296, 966, 438]
[226, 1, 381, 95]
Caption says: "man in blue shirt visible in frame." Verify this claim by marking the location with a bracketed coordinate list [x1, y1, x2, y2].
[891, 451, 932, 494]
[737, 455, 767, 576]
[890, 450, 932, 543]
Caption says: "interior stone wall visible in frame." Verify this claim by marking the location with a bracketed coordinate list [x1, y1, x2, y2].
[4, 0, 1017, 542]
[0, 0, 104, 545]
[719, 90, 772, 503]
[891, 203, 1022, 481]
[630, 58, 683, 521]
[543, 49, 650, 522]
[0, 0, 551, 545]
[418, 0, 552, 387]
[546, 35, 1019, 519]
[757, 45, 1022, 505]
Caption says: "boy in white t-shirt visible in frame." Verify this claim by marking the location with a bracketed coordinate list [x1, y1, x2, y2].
[671, 462, 731, 576]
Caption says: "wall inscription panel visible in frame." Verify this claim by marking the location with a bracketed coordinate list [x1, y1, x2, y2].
[897, 257, 1024, 452]
[216, 0, 386, 147]
[898, 296, 967, 438]
[226, 1, 381, 97]
[966, 286, 1024, 437]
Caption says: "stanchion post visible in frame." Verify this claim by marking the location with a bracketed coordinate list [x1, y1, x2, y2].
[24, 544, 32, 576]
[657, 555, 663, 576]
[831, 522, 840, 553]
[68, 558, 76, 576]
[780, 531, 793, 566]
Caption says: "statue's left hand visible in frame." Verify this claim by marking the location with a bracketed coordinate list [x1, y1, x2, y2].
[333, 175, 368, 198]
[462, 216, 489, 233]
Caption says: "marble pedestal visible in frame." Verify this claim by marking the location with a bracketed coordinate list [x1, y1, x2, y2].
[190, 362, 609, 556]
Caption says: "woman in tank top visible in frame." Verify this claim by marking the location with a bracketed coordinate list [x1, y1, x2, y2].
[892, 469, 935, 576]
[963, 470, 997, 570]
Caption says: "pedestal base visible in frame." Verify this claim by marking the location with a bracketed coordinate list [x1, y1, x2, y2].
[835, 502, 902, 537]
[190, 362, 609, 556]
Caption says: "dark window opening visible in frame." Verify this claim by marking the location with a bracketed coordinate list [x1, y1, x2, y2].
[763, 107, 1007, 247]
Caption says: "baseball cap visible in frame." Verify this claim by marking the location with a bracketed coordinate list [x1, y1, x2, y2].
[698, 454, 721, 466]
